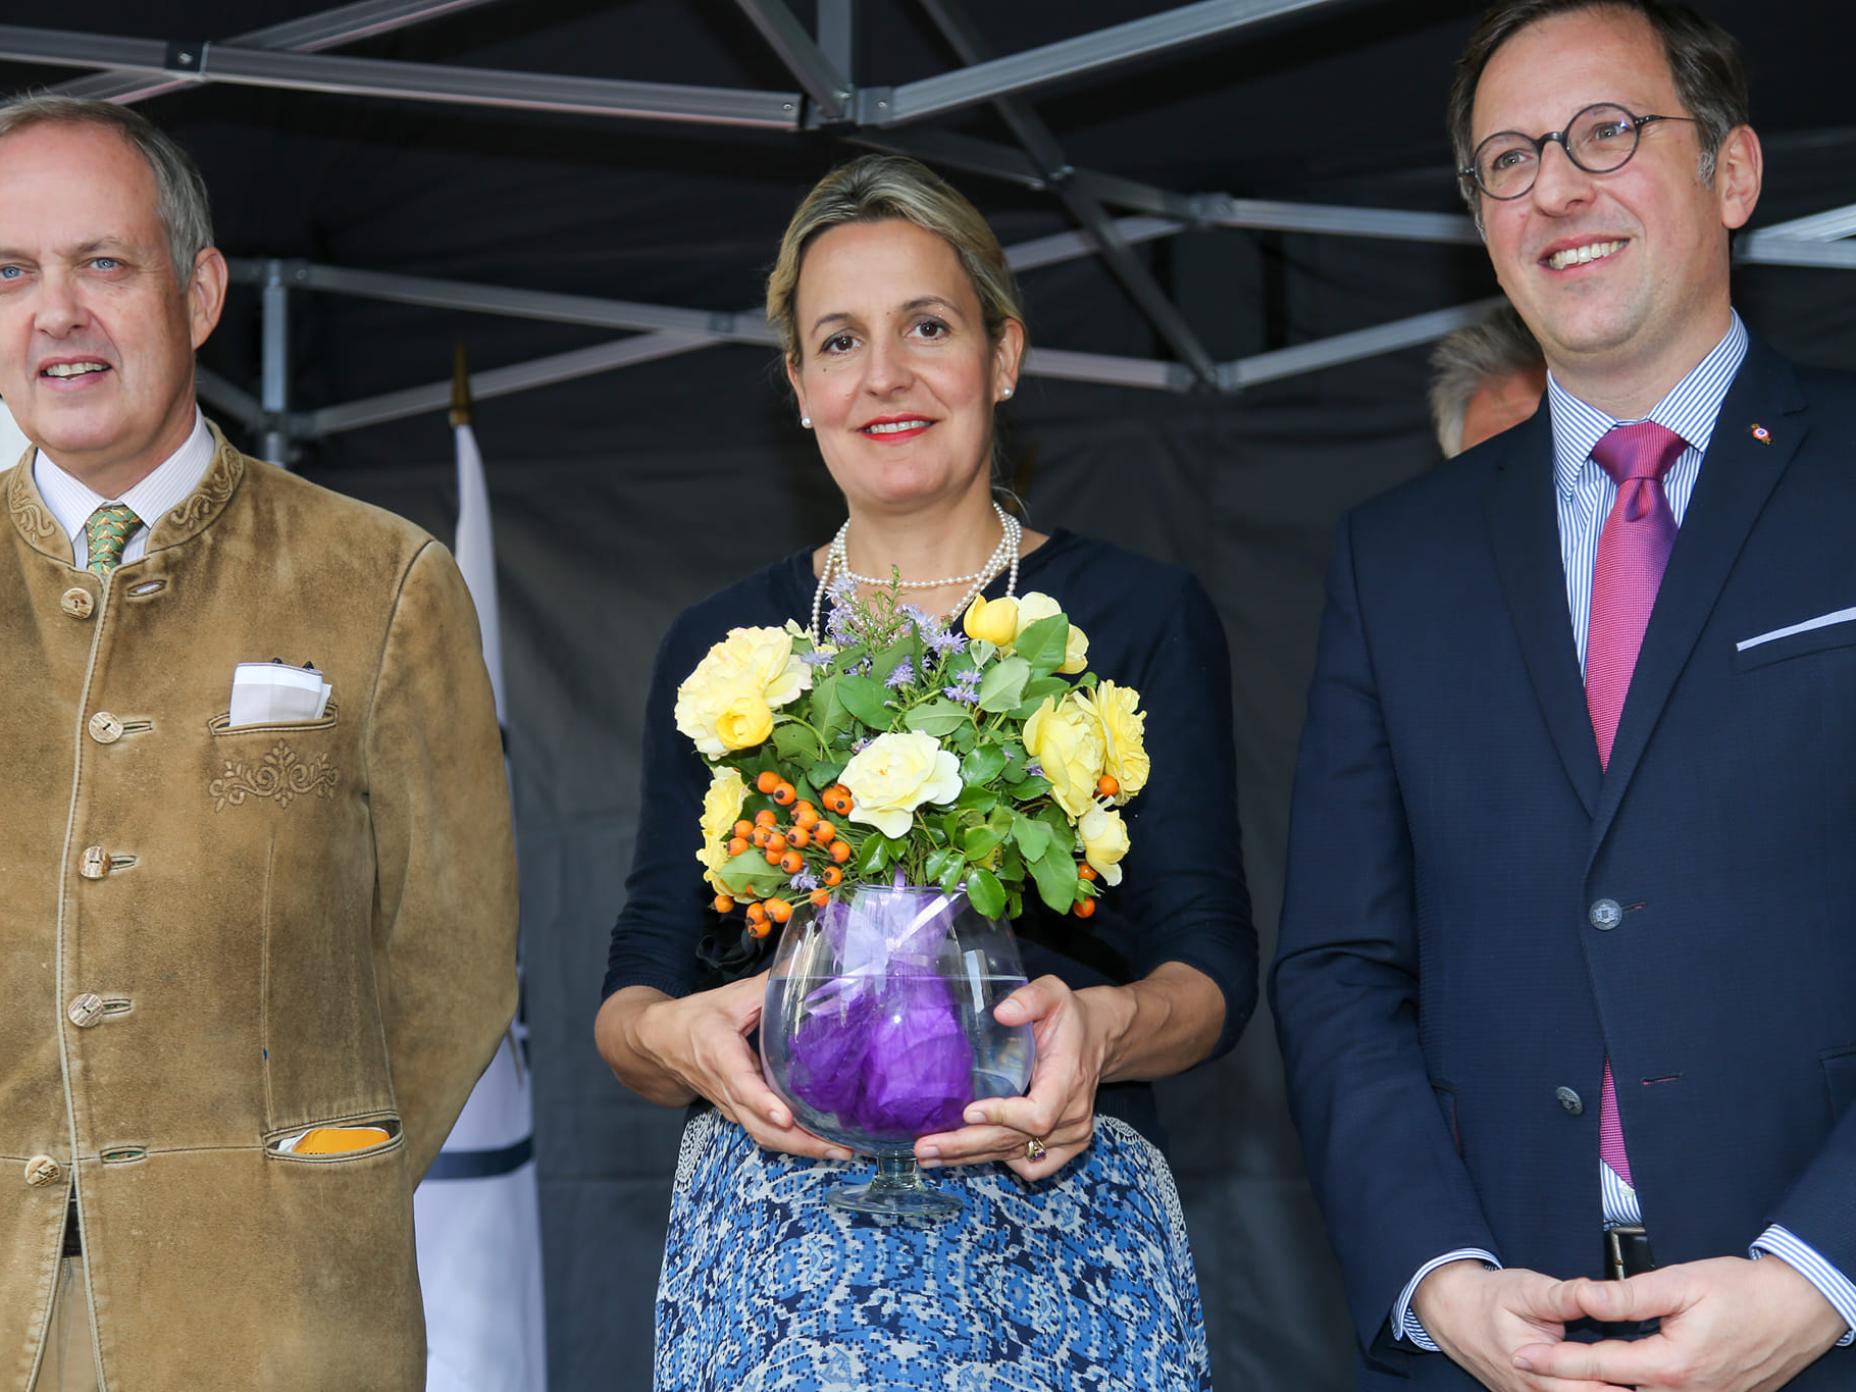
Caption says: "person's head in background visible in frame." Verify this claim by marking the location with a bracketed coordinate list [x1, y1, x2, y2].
[1427, 303, 1547, 457]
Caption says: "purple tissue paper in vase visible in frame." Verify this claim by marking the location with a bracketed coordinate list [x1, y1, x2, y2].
[786, 889, 975, 1140]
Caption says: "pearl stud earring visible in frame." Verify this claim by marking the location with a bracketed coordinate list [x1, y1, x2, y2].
[1000, 386, 1014, 400]
[800, 415, 812, 428]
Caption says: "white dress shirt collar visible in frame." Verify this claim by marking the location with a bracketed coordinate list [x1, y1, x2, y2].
[32, 408, 214, 567]
[1545, 310, 1748, 500]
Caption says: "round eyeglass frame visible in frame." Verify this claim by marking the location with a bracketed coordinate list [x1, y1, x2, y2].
[1460, 102, 1698, 201]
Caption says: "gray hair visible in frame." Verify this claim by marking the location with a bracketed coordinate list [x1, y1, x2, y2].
[1428, 304, 1543, 457]
[0, 95, 215, 283]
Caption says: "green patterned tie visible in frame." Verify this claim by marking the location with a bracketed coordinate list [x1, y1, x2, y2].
[85, 503, 142, 576]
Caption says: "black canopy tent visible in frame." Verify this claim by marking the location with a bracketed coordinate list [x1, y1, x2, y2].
[3, 2, 1852, 1384]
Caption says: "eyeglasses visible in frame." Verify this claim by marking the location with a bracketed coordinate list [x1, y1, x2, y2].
[1461, 102, 1698, 200]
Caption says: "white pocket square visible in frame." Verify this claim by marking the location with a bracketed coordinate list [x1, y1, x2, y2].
[228, 661, 333, 727]
[1736, 606, 1856, 652]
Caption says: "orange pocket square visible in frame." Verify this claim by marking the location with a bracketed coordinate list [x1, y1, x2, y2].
[292, 1126, 390, 1155]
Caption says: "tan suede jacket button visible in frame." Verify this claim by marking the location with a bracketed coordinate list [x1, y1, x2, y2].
[79, 846, 108, 880]
[88, 712, 124, 744]
[60, 587, 94, 619]
[68, 994, 105, 1028]
[23, 1156, 62, 1188]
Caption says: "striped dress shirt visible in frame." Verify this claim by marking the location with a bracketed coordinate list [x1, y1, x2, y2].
[1396, 313, 1856, 1348]
[31, 409, 213, 570]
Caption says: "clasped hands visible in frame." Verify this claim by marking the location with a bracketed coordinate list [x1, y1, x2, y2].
[637, 972, 1110, 1180]
[1411, 1254, 1847, 1392]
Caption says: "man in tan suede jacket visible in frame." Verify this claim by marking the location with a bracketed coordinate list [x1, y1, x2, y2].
[0, 98, 518, 1390]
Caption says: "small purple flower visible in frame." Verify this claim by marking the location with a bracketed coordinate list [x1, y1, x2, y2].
[1024, 760, 1044, 778]
[885, 659, 914, 689]
[900, 603, 935, 630]
[799, 648, 835, 667]
[927, 627, 967, 656]
[950, 668, 982, 692]
[944, 681, 980, 706]
[789, 870, 821, 891]
[852, 735, 872, 752]
[827, 571, 857, 602]
[825, 605, 853, 641]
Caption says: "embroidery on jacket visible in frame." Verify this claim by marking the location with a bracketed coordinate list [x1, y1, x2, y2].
[165, 446, 241, 533]
[7, 467, 57, 540]
[210, 742, 339, 811]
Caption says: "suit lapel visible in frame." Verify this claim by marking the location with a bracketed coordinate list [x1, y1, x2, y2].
[1588, 342, 1808, 855]
[1483, 407, 1602, 819]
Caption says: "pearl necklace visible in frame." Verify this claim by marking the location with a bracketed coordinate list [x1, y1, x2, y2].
[809, 501, 1021, 640]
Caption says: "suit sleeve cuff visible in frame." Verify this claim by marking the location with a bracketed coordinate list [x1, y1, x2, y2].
[1391, 1249, 1503, 1351]
[1751, 1226, 1856, 1347]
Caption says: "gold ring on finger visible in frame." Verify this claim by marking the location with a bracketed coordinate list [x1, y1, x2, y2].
[1024, 1137, 1048, 1162]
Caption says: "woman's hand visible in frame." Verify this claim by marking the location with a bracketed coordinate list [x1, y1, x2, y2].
[597, 976, 852, 1162]
[913, 975, 1125, 1181]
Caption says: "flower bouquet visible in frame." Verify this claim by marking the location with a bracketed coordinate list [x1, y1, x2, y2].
[675, 576, 1149, 1214]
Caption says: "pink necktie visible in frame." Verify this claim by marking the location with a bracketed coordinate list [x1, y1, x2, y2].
[1586, 419, 1687, 1187]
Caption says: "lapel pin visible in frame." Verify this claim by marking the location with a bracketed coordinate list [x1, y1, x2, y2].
[1750, 423, 1772, 444]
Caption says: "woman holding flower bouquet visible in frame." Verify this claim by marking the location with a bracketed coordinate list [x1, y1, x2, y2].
[596, 154, 1256, 1391]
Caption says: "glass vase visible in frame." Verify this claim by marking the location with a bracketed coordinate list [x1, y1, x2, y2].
[759, 883, 1035, 1219]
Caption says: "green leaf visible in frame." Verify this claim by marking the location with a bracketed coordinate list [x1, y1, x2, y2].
[1029, 850, 1080, 914]
[772, 721, 818, 762]
[807, 759, 843, 788]
[937, 854, 967, 897]
[960, 744, 1008, 786]
[1013, 613, 1070, 677]
[969, 639, 997, 666]
[996, 842, 1025, 882]
[976, 656, 1031, 713]
[925, 846, 958, 886]
[1005, 888, 1023, 920]
[966, 867, 1007, 919]
[715, 848, 786, 897]
[837, 674, 890, 729]
[955, 784, 998, 814]
[855, 834, 893, 876]
[1005, 775, 1052, 799]
[903, 698, 970, 738]
[962, 822, 1007, 861]
[813, 676, 852, 740]
[1010, 812, 1052, 864]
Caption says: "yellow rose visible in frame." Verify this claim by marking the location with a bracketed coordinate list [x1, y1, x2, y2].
[1075, 681, 1149, 801]
[695, 767, 748, 893]
[1022, 694, 1105, 820]
[715, 695, 773, 751]
[674, 626, 811, 757]
[838, 731, 964, 839]
[962, 594, 1019, 647]
[1078, 803, 1130, 886]
[1011, 591, 1088, 673]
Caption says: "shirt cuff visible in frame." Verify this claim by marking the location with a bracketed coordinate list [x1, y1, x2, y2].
[1751, 1226, 1856, 1348]
[1391, 1249, 1503, 1350]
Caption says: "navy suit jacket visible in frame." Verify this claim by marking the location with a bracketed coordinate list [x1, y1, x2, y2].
[1271, 339, 1856, 1389]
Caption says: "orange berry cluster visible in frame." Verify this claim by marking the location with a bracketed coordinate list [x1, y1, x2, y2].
[712, 774, 858, 939]
[1073, 861, 1099, 918]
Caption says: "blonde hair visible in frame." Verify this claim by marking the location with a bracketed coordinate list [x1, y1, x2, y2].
[766, 154, 1026, 363]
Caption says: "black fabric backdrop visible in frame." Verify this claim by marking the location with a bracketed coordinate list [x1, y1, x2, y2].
[5, 3, 1855, 1385]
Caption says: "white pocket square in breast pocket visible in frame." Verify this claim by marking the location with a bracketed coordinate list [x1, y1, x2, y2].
[1736, 606, 1856, 652]
[228, 661, 333, 727]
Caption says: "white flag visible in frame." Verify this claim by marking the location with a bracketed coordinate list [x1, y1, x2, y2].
[414, 420, 547, 1390]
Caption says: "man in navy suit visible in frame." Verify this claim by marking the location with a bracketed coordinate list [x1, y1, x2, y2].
[1272, 3, 1856, 1388]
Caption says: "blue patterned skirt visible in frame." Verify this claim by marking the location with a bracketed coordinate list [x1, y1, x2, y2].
[656, 1111, 1212, 1391]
